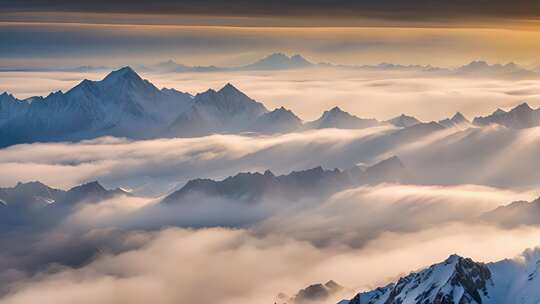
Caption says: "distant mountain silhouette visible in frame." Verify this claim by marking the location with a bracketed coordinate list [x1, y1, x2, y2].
[473, 102, 540, 129]
[241, 53, 313, 70]
[0, 181, 129, 230]
[305, 106, 379, 129]
[162, 156, 407, 205]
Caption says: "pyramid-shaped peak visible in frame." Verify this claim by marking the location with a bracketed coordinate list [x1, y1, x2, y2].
[452, 112, 466, 120]
[102, 66, 142, 83]
[320, 106, 350, 119]
[218, 83, 243, 95]
[451, 112, 469, 123]
[117, 66, 137, 74]
[324, 106, 349, 115]
[511, 102, 533, 112]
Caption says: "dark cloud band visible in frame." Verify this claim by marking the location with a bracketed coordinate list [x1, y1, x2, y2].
[3, 0, 540, 21]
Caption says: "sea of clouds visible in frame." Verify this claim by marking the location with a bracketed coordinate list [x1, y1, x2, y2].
[3, 68, 540, 303]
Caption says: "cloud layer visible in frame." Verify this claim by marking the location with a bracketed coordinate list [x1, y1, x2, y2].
[3, 224, 540, 304]
[1, 168, 540, 303]
[3, 123, 540, 195]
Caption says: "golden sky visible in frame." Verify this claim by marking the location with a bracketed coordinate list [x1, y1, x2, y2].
[2, 6, 540, 68]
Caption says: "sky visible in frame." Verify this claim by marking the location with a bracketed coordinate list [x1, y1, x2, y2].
[4, 1, 540, 67]
[3, 0, 540, 21]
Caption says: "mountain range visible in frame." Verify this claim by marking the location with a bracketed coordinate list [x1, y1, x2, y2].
[0, 155, 407, 230]
[2, 66, 540, 148]
[339, 248, 540, 304]
[473, 102, 540, 129]
[162, 155, 406, 205]
[481, 196, 540, 227]
[6, 53, 540, 79]
[146, 56, 540, 79]
[0, 67, 194, 146]
[0, 181, 128, 230]
[0, 66, 402, 147]
[142, 55, 540, 79]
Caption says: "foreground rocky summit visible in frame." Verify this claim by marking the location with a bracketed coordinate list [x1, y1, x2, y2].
[340, 249, 540, 304]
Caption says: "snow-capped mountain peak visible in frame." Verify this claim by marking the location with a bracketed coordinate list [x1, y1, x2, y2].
[0, 92, 16, 100]
[341, 248, 540, 304]
[0, 92, 23, 111]
[102, 66, 142, 84]
[0, 67, 196, 147]
[344, 254, 491, 304]
[168, 83, 268, 136]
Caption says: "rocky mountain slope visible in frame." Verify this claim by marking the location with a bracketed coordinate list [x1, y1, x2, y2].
[340, 248, 540, 304]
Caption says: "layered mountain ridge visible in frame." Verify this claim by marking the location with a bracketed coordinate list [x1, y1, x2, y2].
[1, 67, 540, 148]
[32, 53, 540, 79]
[162, 156, 407, 205]
[473, 102, 540, 129]
[0, 180, 129, 230]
